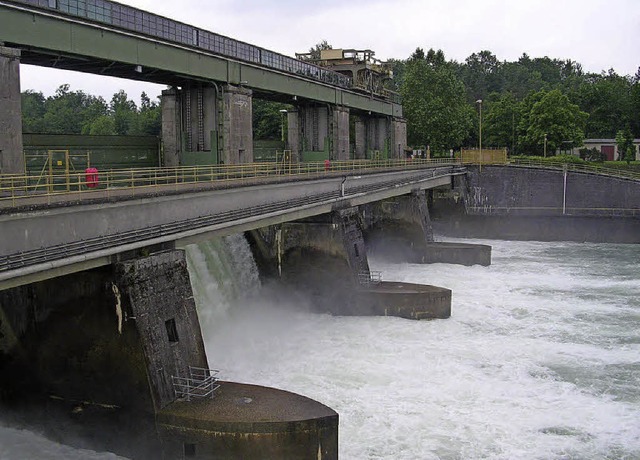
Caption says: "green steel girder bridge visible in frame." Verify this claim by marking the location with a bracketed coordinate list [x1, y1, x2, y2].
[0, 0, 402, 116]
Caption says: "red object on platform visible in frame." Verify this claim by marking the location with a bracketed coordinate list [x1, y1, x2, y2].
[85, 167, 99, 188]
[324, 159, 331, 171]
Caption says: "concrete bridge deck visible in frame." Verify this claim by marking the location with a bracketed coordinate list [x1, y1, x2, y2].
[0, 161, 464, 290]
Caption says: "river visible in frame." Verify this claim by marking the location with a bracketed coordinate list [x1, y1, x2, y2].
[1, 236, 639, 459]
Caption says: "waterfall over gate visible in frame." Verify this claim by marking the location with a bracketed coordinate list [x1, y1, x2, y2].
[185, 233, 261, 332]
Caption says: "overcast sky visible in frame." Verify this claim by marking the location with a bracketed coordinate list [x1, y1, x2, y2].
[19, 0, 640, 103]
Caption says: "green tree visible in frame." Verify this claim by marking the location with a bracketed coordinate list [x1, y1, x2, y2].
[42, 84, 108, 134]
[253, 99, 289, 140]
[461, 50, 502, 101]
[87, 115, 116, 135]
[521, 89, 588, 155]
[484, 92, 520, 153]
[401, 48, 473, 151]
[574, 70, 633, 138]
[134, 92, 161, 136]
[21, 90, 46, 133]
[110, 90, 137, 135]
[615, 128, 636, 163]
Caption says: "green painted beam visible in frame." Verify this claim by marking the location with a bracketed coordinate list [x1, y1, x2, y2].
[0, 5, 402, 117]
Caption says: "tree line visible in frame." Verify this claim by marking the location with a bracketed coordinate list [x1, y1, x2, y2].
[22, 84, 161, 136]
[392, 48, 639, 158]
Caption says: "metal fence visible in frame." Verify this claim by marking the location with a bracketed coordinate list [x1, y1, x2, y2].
[358, 270, 382, 286]
[507, 159, 640, 181]
[0, 157, 460, 207]
[172, 366, 220, 401]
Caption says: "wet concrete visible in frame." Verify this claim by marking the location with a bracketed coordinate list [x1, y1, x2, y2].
[157, 381, 338, 459]
[357, 281, 452, 320]
[422, 242, 491, 266]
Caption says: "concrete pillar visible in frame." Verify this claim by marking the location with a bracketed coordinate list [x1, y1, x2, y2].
[222, 84, 253, 164]
[286, 109, 300, 162]
[0, 47, 24, 174]
[332, 107, 350, 160]
[334, 208, 370, 284]
[161, 88, 181, 167]
[115, 250, 207, 411]
[354, 116, 366, 159]
[367, 117, 390, 155]
[184, 85, 217, 152]
[301, 105, 329, 153]
[411, 189, 435, 244]
[392, 118, 408, 159]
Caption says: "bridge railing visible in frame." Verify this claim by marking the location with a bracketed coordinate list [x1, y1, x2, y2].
[0, 158, 460, 207]
[507, 159, 640, 181]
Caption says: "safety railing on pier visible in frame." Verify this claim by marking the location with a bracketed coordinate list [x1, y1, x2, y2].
[358, 270, 382, 286]
[0, 158, 460, 208]
[506, 159, 640, 181]
[172, 367, 220, 401]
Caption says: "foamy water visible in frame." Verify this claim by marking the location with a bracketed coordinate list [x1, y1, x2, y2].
[1, 237, 639, 459]
[202, 238, 640, 460]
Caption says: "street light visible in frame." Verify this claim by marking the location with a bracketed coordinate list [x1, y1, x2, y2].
[476, 99, 483, 168]
[279, 109, 288, 143]
[544, 133, 547, 158]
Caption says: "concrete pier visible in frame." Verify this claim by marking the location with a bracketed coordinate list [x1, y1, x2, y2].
[357, 282, 451, 320]
[158, 381, 338, 459]
[366, 191, 492, 266]
[248, 208, 454, 320]
[0, 249, 339, 458]
[0, 46, 24, 174]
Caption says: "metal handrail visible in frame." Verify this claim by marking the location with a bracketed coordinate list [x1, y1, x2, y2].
[358, 270, 382, 286]
[507, 159, 640, 181]
[172, 366, 220, 401]
[0, 158, 461, 207]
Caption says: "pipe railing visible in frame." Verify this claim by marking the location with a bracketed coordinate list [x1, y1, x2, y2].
[507, 159, 640, 181]
[0, 158, 460, 207]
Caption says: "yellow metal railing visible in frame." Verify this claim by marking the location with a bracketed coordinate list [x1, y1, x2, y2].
[0, 157, 460, 207]
[461, 148, 508, 165]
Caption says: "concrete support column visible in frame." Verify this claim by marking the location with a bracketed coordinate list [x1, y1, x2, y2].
[392, 118, 408, 159]
[332, 107, 350, 160]
[161, 88, 181, 167]
[411, 189, 435, 244]
[184, 85, 218, 153]
[334, 208, 370, 284]
[354, 116, 367, 159]
[115, 250, 207, 411]
[367, 117, 390, 154]
[301, 105, 329, 153]
[222, 84, 253, 164]
[0, 47, 24, 174]
[286, 109, 300, 162]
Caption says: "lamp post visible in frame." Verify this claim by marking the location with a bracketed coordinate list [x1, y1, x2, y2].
[476, 99, 483, 168]
[544, 133, 547, 158]
[279, 109, 288, 143]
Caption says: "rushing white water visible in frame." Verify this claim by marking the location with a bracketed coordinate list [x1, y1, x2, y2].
[1, 236, 639, 459]
[198, 237, 640, 460]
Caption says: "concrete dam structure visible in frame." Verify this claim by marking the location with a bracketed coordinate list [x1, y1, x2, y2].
[433, 164, 640, 243]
